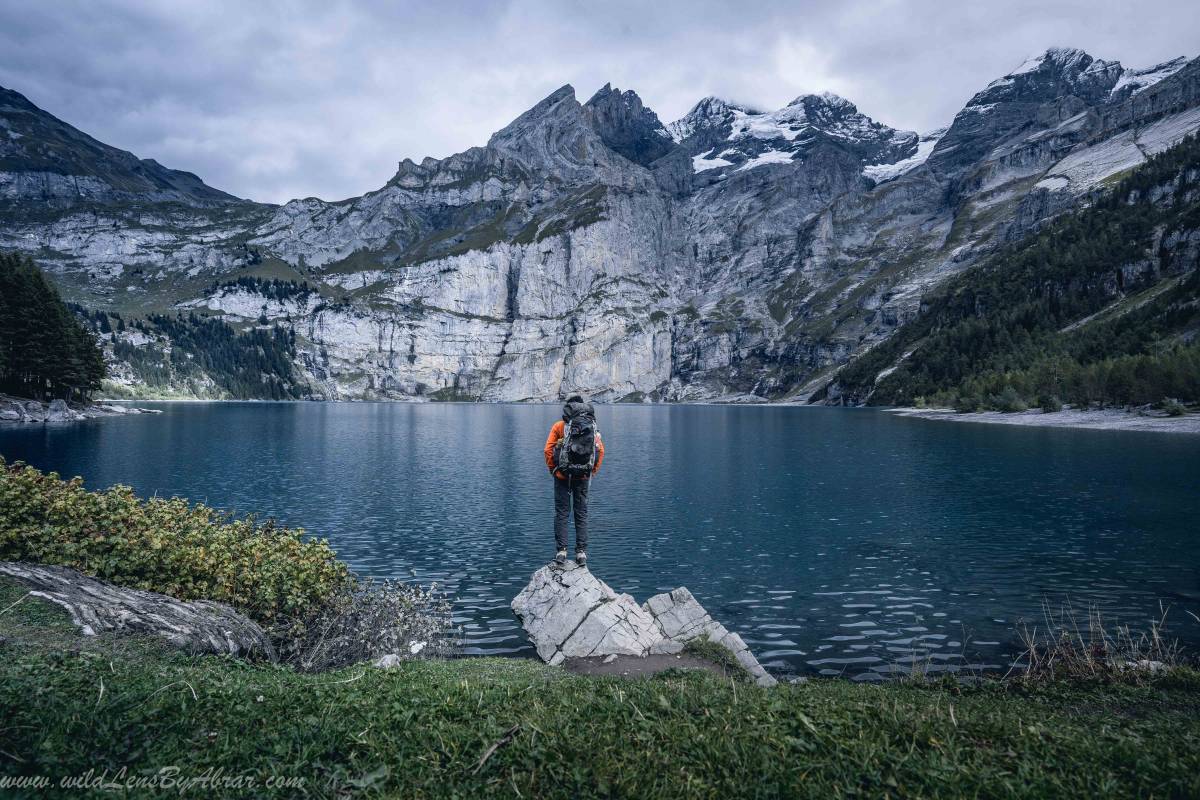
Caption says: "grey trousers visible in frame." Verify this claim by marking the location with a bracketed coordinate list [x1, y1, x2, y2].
[553, 476, 589, 552]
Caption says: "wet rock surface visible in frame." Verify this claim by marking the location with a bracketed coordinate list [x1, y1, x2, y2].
[512, 561, 776, 686]
[0, 562, 275, 659]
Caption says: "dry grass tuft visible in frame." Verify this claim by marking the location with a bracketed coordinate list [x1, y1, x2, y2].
[1014, 599, 1182, 684]
[274, 578, 456, 672]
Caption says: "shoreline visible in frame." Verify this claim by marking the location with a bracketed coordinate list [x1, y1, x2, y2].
[891, 406, 1200, 434]
[13, 394, 1200, 437]
[3, 574, 1197, 797]
[0, 394, 162, 425]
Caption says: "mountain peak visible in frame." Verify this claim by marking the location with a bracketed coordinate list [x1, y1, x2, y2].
[1003, 47, 1091, 78]
[690, 95, 740, 111]
[677, 89, 917, 178]
[0, 82, 242, 206]
[536, 84, 578, 108]
[488, 84, 580, 146]
[516, 84, 579, 118]
[785, 92, 860, 123]
[1042, 46, 1090, 67]
[728, 91, 897, 142]
[586, 83, 643, 106]
[583, 82, 674, 166]
[0, 85, 40, 112]
[973, 45, 1123, 107]
[788, 91, 854, 111]
[668, 96, 757, 143]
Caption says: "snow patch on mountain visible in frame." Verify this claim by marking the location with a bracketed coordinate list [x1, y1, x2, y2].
[726, 93, 891, 145]
[1034, 175, 1071, 191]
[1137, 105, 1200, 155]
[1110, 57, 1189, 98]
[1038, 132, 1144, 193]
[1038, 106, 1200, 194]
[736, 149, 795, 171]
[863, 128, 947, 183]
[668, 97, 751, 142]
[965, 103, 999, 116]
[1010, 53, 1048, 76]
[692, 149, 734, 173]
[727, 107, 806, 142]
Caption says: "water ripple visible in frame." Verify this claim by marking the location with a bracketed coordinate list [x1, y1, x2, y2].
[2, 402, 1198, 678]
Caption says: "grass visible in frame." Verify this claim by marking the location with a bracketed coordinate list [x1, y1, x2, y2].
[682, 636, 753, 683]
[2, 579, 1199, 798]
[1016, 600, 1185, 684]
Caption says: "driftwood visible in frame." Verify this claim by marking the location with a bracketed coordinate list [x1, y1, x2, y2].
[0, 561, 275, 660]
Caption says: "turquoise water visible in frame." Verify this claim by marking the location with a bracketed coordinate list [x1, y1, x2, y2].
[2, 402, 1198, 679]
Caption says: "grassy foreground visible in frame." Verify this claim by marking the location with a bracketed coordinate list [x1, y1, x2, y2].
[1, 580, 1198, 799]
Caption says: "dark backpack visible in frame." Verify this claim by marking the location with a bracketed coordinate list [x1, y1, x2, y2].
[555, 404, 598, 478]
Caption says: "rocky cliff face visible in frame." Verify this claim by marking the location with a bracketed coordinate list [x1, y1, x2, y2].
[2, 48, 1199, 401]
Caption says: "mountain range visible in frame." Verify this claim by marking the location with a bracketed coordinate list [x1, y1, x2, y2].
[1, 46, 1198, 402]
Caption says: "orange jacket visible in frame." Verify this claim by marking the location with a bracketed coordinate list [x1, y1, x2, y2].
[544, 419, 604, 479]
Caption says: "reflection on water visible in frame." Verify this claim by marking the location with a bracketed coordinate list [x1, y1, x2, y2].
[2, 402, 1198, 679]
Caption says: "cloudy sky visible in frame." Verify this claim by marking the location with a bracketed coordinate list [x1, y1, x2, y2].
[2, 0, 1196, 203]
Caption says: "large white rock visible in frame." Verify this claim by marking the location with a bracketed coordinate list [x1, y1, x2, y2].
[511, 562, 776, 686]
[46, 399, 81, 422]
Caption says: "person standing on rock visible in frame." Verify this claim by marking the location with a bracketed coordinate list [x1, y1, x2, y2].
[544, 394, 604, 567]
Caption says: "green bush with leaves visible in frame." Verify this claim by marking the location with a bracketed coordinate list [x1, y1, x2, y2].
[0, 457, 350, 625]
[1038, 394, 1063, 413]
[989, 386, 1028, 413]
[1162, 397, 1188, 417]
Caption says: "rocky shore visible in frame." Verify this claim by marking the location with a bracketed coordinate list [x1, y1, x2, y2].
[512, 561, 777, 687]
[0, 394, 161, 424]
[892, 406, 1200, 434]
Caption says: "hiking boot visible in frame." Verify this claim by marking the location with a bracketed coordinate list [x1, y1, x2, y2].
[555, 550, 567, 565]
[575, 550, 587, 567]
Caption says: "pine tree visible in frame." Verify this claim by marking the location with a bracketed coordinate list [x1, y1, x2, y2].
[0, 253, 107, 401]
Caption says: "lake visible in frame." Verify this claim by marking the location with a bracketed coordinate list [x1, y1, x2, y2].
[2, 402, 1198, 679]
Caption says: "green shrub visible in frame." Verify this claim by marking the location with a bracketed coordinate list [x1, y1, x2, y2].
[0, 457, 350, 625]
[954, 394, 983, 413]
[1039, 394, 1063, 413]
[1162, 397, 1188, 416]
[681, 635, 753, 682]
[989, 386, 1028, 413]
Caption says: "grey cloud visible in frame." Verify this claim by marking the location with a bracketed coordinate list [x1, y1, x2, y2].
[0, 0, 1195, 203]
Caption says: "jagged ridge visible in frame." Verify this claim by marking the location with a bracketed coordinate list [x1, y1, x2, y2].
[0, 46, 1198, 402]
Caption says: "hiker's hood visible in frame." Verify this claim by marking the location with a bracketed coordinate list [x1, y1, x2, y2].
[562, 398, 594, 421]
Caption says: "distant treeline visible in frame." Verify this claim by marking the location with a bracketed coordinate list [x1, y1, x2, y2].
[823, 135, 1200, 411]
[111, 313, 306, 400]
[208, 276, 317, 303]
[73, 306, 127, 334]
[0, 253, 105, 401]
